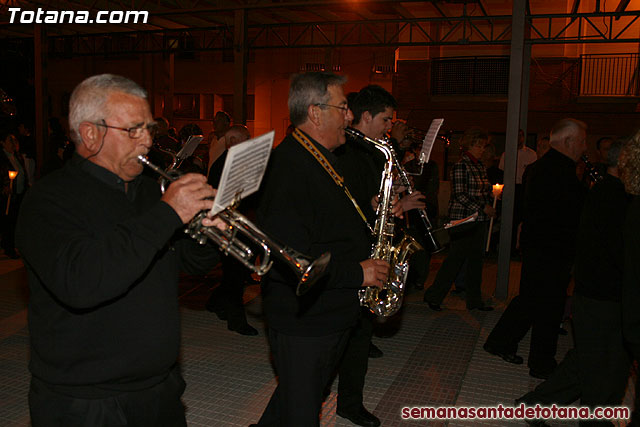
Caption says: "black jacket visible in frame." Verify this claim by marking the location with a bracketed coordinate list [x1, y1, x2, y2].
[257, 132, 371, 336]
[520, 148, 586, 257]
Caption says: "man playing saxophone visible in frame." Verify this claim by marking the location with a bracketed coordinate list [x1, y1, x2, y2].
[332, 84, 426, 427]
[253, 72, 389, 427]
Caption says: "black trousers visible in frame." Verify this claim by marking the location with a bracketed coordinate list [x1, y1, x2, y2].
[486, 247, 572, 373]
[207, 255, 250, 327]
[256, 328, 351, 427]
[519, 293, 630, 426]
[406, 224, 433, 288]
[29, 367, 187, 427]
[423, 222, 487, 308]
[337, 310, 374, 412]
[1, 192, 23, 253]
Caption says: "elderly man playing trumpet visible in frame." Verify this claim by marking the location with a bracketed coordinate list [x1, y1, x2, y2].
[16, 74, 222, 426]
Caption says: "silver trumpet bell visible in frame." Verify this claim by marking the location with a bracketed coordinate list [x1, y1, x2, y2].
[137, 155, 331, 296]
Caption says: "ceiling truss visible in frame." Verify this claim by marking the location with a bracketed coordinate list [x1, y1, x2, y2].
[33, 10, 640, 57]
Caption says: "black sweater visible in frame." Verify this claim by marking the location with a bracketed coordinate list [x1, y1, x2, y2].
[16, 155, 219, 397]
[334, 134, 385, 222]
[257, 132, 371, 336]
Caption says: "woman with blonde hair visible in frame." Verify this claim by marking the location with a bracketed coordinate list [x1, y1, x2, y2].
[423, 127, 496, 311]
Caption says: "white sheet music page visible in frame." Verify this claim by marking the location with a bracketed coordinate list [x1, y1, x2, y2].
[419, 118, 444, 164]
[209, 130, 275, 217]
[444, 212, 478, 229]
[176, 134, 203, 161]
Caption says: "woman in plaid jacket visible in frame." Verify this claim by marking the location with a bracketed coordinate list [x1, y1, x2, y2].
[423, 127, 496, 311]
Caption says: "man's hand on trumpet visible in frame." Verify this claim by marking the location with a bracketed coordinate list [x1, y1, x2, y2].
[390, 120, 411, 144]
[161, 173, 217, 224]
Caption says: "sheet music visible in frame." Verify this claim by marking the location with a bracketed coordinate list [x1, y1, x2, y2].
[419, 118, 444, 164]
[176, 134, 203, 161]
[210, 130, 275, 217]
[444, 212, 478, 229]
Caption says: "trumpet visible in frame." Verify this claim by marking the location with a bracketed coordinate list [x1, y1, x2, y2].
[138, 155, 331, 296]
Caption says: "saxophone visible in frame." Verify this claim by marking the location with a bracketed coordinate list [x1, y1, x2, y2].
[345, 127, 423, 317]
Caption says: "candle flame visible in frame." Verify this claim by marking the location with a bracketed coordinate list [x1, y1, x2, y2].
[8, 171, 17, 180]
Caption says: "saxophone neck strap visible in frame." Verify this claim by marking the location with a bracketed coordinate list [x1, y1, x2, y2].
[292, 128, 372, 233]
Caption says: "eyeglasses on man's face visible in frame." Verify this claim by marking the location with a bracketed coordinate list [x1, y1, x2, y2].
[315, 103, 350, 114]
[95, 120, 158, 139]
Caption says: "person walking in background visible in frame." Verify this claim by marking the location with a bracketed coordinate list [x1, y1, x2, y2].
[516, 139, 631, 417]
[499, 129, 537, 252]
[205, 124, 259, 336]
[619, 130, 640, 426]
[484, 118, 587, 379]
[423, 127, 496, 312]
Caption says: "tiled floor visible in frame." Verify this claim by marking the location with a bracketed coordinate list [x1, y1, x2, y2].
[0, 252, 633, 426]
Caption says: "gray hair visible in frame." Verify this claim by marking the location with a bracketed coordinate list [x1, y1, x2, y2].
[619, 130, 640, 195]
[288, 72, 347, 127]
[607, 139, 624, 167]
[550, 118, 587, 145]
[68, 74, 147, 144]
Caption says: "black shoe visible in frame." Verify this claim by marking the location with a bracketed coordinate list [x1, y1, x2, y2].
[368, 343, 383, 358]
[228, 323, 258, 336]
[468, 304, 494, 311]
[483, 342, 523, 364]
[514, 395, 551, 426]
[337, 406, 381, 427]
[529, 368, 552, 380]
[451, 289, 465, 296]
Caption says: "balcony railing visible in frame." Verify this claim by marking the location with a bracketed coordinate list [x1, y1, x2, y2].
[580, 54, 640, 97]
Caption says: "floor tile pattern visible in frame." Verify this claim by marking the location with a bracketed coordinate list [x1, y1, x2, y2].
[0, 252, 634, 427]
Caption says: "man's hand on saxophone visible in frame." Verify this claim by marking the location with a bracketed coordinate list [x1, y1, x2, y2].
[371, 194, 405, 218]
[359, 259, 390, 289]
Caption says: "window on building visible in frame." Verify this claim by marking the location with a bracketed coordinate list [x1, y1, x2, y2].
[431, 56, 509, 96]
